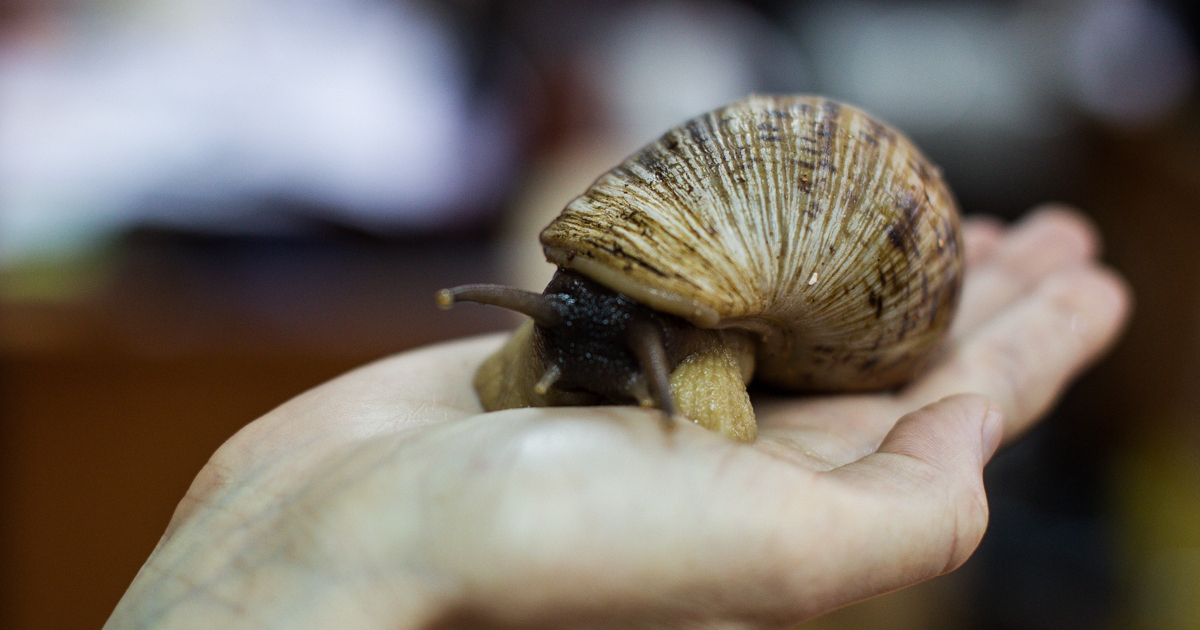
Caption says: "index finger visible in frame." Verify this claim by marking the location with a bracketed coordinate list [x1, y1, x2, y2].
[902, 264, 1130, 438]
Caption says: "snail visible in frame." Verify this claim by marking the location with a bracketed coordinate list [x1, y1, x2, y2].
[437, 95, 962, 442]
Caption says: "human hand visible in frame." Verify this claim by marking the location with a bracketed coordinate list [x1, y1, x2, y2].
[106, 206, 1130, 629]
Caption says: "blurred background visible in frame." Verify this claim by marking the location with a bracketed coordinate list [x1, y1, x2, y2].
[1, 0, 1198, 627]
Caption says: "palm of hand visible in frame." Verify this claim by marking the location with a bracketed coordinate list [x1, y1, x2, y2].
[110, 208, 1128, 630]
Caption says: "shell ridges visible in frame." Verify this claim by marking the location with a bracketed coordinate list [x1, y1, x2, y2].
[539, 94, 963, 391]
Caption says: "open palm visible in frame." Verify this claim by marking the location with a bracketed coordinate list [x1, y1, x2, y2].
[108, 207, 1129, 630]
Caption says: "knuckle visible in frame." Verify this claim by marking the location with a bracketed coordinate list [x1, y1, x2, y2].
[970, 335, 1029, 420]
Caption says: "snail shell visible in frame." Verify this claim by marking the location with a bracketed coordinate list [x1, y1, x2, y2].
[543, 94, 961, 391]
[452, 95, 962, 441]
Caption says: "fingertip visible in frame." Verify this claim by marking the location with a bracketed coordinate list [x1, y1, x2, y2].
[1022, 203, 1104, 260]
[1042, 264, 1136, 387]
[1024, 202, 1090, 225]
[962, 214, 1004, 235]
[1043, 264, 1134, 341]
[890, 393, 991, 436]
[1094, 264, 1135, 326]
[981, 400, 1005, 461]
[961, 215, 1005, 267]
[880, 394, 999, 470]
[1072, 265, 1135, 358]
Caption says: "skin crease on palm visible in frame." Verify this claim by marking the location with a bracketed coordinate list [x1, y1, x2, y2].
[106, 206, 1131, 630]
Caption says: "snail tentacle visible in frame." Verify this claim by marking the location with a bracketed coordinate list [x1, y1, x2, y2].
[628, 379, 655, 408]
[626, 319, 678, 421]
[436, 285, 563, 328]
[533, 363, 562, 396]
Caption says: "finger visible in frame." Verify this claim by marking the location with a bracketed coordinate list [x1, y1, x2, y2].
[952, 206, 1101, 340]
[816, 395, 1002, 584]
[961, 215, 1005, 268]
[906, 265, 1131, 438]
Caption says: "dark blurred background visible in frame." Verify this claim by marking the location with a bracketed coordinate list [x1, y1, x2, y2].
[1, 0, 1198, 628]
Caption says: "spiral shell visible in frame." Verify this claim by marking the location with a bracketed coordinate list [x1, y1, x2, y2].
[540, 95, 962, 392]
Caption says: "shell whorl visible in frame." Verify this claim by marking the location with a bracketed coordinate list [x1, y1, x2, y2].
[540, 95, 962, 391]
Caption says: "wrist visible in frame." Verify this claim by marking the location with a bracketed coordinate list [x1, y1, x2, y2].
[279, 564, 453, 630]
[106, 504, 457, 630]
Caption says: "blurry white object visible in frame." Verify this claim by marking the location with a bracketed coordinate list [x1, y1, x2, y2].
[790, 0, 1197, 214]
[585, 0, 808, 154]
[0, 0, 515, 263]
[797, 2, 1061, 136]
[1067, 0, 1196, 127]
[792, 1, 1079, 214]
[797, 0, 1196, 134]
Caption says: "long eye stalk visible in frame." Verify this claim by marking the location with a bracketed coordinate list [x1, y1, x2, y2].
[436, 284, 563, 328]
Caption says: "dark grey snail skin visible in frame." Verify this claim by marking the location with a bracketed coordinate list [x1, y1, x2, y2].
[438, 94, 963, 442]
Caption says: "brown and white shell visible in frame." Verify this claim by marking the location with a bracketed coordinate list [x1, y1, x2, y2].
[540, 94, 962, 392]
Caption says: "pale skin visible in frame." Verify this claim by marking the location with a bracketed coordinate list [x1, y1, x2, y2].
[106, 206, 1131, 629]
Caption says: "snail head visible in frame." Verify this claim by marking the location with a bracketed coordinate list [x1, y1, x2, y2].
[437, 269, 682, 418]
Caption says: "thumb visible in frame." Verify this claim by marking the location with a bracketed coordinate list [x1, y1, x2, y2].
[822, 394, 1004, 590]
[874, 393, 1006, 482]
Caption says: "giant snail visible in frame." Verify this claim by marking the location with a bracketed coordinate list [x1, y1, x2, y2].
[437, 95, 962, 442]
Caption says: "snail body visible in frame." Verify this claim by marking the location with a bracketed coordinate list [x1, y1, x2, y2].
[439, 95, 962, 441]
